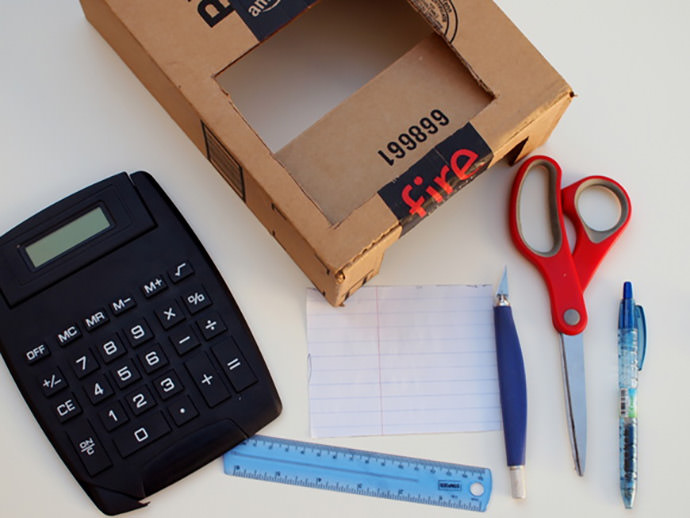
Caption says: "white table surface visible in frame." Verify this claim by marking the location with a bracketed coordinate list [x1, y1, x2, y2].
[1, 1, 687, 516]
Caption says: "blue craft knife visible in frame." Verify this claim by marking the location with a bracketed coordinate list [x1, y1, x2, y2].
[493, 268, 528, 498]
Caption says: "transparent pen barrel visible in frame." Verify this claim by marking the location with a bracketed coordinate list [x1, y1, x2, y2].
[619, 420, 637, 483]
[618, 328, 638, 487]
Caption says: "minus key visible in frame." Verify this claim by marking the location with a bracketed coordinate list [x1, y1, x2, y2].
[169, 325, 200, 355]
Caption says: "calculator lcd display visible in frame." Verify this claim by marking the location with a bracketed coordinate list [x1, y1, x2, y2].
[24, 207, 112, 268]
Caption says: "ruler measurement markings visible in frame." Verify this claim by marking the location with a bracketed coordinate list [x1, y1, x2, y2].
[224, 435, 491, 512]
[230, 451, 419, 482]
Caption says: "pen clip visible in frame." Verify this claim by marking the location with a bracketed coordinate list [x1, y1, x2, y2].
[635, 305, 647, 370]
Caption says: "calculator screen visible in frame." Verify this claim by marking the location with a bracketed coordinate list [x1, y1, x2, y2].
[24, 206, 112, 268]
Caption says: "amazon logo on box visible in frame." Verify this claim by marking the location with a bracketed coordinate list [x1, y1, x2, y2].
[191, 0, 318, 40]
[191, 0, 235, 27]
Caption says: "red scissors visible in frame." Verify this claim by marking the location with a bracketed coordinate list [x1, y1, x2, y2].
[509, 155, 631, 475]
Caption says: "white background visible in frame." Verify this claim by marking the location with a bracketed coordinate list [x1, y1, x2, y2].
[0, 1, 688, 517]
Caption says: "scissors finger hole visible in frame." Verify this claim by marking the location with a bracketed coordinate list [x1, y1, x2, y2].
[576, 184, 623, 233]
[517, 162, 560, 255]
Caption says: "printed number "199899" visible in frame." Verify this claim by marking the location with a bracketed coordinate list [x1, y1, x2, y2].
[377, 109, 450, 166]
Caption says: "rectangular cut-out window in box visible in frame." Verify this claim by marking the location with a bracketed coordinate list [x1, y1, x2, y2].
[80, 0, 573, 306]
[217, 0, 494, 225]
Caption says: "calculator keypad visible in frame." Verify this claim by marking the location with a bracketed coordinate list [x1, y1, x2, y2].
[0, 172, 281, 515]
[31, 260, 258, 476]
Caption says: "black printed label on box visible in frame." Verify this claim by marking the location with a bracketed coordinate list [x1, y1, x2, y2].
[231, 0, 319, 41]
[196, 0, 236, 28]
[378, 123, 492, 235]
[408, 0, 460, 43]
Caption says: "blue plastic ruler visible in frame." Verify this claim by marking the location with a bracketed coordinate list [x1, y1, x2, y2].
[223, 435, 492, 512]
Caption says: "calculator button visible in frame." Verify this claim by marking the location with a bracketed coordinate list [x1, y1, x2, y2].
[112, 359, 141, 389]
[55, 394, 82, 423]
[155, 301, 185, 330]
[197, 312, 227, 341]
[110, 295, 137, 316]
[141, 275, 167, 298]
[212, 340, 257, 392]
[169, 261, 194, 283]
[99, 401, 129, 431]
[83, 309, 109, 332]
[25, 343, 50, 364]
[56, 324, 82, 347]
[138, 344, 169, 374]
[124, 318, 154, 347]
[168, 396, 198, 426]
[153, 371, 184, 400]
[113, 412, 171, 458]
[84, 374, 114, 405]
[95, 335, 127, 364]
[38, 367, 67, 397]
[182, 287, 212, 314]
[169, 326, 200, 355]
[126, 386, 157, 416]
[67, 420, 112, 476]
[185, 354, 230, 407]
[70, 350, 100, 379]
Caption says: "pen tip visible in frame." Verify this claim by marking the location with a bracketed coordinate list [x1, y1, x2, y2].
[621, 487, 635, 509]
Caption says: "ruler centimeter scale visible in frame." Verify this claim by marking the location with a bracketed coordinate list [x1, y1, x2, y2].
[223, 435, 492, 512]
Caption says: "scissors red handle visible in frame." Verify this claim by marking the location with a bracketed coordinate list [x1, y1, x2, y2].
[509, 156, 631, 335]
[561, 175, 631, 288]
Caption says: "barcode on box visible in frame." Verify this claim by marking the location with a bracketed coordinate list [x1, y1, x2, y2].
[202, 122, 245, 200]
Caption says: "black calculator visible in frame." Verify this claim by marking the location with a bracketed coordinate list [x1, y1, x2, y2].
[0, 172, 282, 515]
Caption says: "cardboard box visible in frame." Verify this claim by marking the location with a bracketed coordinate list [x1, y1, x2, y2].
[80, 0, 572, 306]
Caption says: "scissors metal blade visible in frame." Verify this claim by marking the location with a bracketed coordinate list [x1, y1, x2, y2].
[559, 332, 587, 476]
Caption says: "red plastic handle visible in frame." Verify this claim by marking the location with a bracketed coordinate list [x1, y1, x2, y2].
[509, 156, 587, 335]
[561, 176, 631, 289]
[509, 156, 632, 335]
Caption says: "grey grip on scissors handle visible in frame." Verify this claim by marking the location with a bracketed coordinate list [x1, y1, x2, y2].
[561, 176, 632, 290]
[509, 156, 589, 335]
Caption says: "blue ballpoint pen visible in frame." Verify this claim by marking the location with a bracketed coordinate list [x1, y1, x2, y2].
[618, 281, 646, 509]
[493, 268, 528, 498]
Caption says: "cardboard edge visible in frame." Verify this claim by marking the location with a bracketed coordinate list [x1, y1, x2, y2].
[486, 85, 574, 166]
[404, 0, 497, 99]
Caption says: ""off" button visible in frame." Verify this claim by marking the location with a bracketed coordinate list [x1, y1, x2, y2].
[25, 343, 50, 364]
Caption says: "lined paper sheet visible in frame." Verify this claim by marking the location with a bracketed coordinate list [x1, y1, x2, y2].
[306, 285, 501, 438]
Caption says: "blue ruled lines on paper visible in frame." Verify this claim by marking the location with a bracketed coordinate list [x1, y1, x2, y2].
[306, 285, 502, 438]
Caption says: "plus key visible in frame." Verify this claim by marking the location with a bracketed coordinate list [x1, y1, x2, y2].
[184, 353, 230, 407]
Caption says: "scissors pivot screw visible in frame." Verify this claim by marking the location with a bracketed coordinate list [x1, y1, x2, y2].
[564, 309, 581, 326]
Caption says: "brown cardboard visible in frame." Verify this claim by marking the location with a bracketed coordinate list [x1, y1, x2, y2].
[275, 33, 493, 224]
[79, 0, 573, 306]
